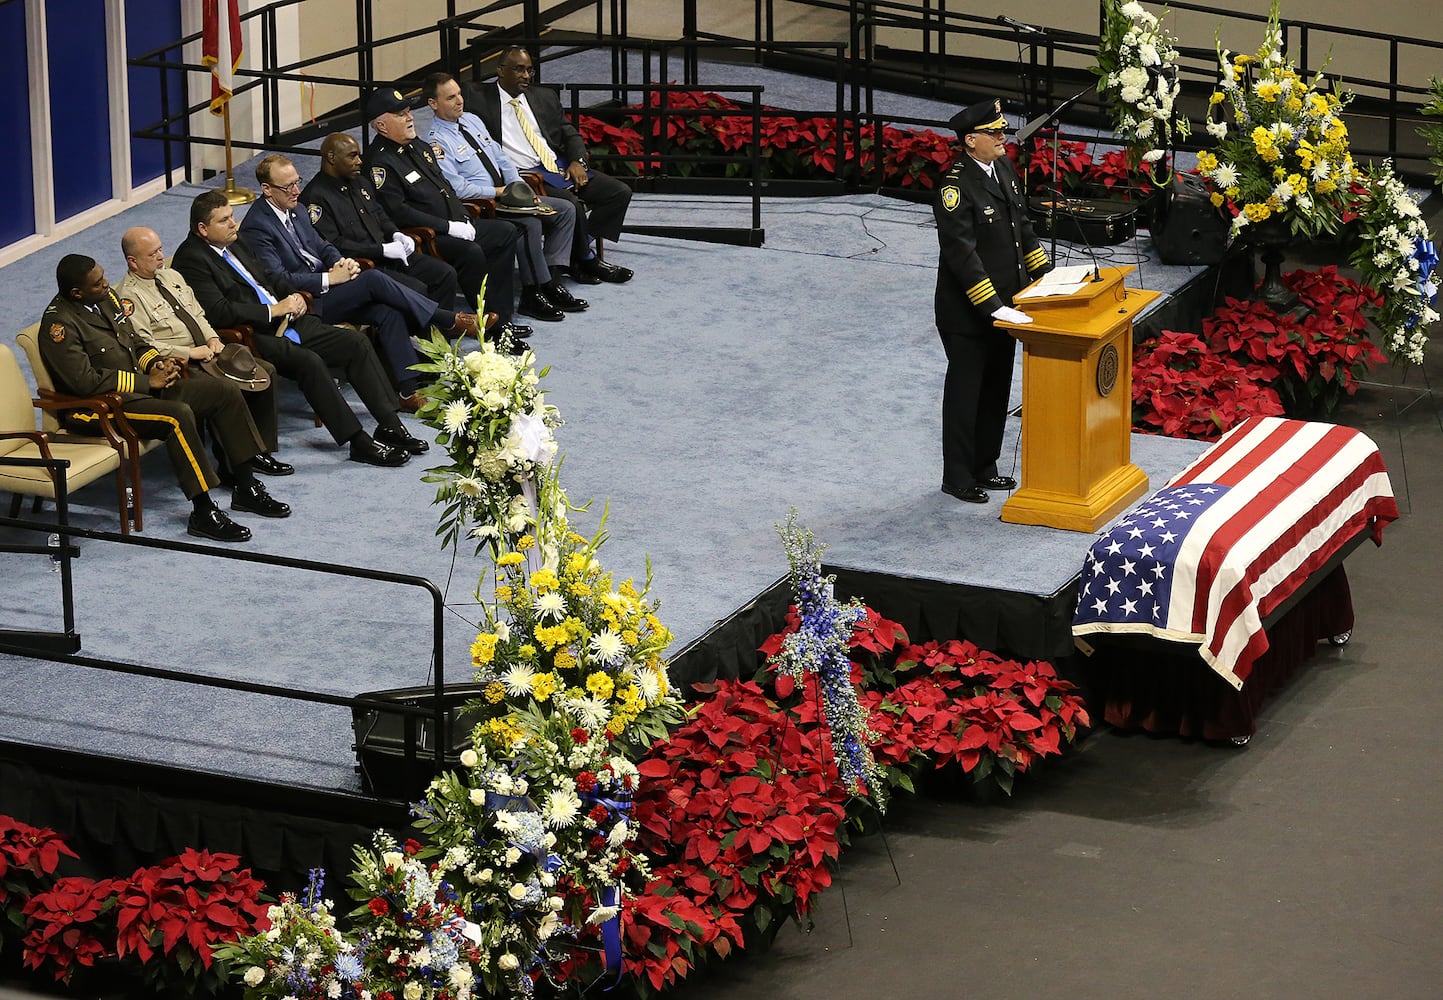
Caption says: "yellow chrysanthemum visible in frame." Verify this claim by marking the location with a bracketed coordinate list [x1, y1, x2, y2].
[494, 585, 513, 603]
[530, 672, 559, 700]
[1273, 166, 1287, 182]
[534, 624, 568, 651]
[1243, 202, 1272, 222]
[566, 553, 589, 574]
[497, 552, 525, 568]
[553, 650, 577, 670]
[471, 633, 499, 665]
[1209, 91, 1225, 106]
[586, 672, 615, 700]
[1196, 151, 1219, 172]
[1255, 81, 1282, 102]
[518, 643, 538, 660]
[529, 569, 559, 592]
[484, 681, 506, 703]
[1314, 178, 1337, 194]
[605, 717, 627, 738]
[563, 617, 586, 640]
[1210, 191, 1225, 207]
[1283, 96, 1303, 113]
[516, 534, 536, 552]
[569, 582, 593, 598]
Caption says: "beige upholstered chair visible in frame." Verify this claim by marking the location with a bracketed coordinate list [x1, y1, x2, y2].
[0, 341, 138, 534]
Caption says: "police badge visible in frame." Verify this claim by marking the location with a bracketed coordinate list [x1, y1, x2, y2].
[941, 185, 961, 212]
[49, 323, 66, 343]
[307, 204, 322, 225]
[371, 166, 386, 188]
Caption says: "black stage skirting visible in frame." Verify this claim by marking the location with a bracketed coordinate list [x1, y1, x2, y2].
[1087, 566, 1354, 741]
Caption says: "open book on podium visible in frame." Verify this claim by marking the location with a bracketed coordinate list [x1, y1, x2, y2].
[993, 265, 1161, 532]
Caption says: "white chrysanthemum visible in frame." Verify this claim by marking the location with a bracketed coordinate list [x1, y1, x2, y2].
[1142, 148, 1165, 164]
[607, 819, 630, 847]
[1119, 1, 1144, 18]
[586, 904, 621, 925]
[456, 476, 483, 498]
[502, 664, 535, 698]
[1271, 180, 1295, 204]
[1310, 159, 1331, 181]
[534, 591, 566, 620]
[631, 666, 661, 703]
[1119, 85, 1145, 105]
[570, 696, 611, 729]
[1212, 163, 1239, 188]
[589, 629, 624, 663]
[542, 788, 582, 828]
[441, 399, 471, 434]
[1394, 194, 1422, 219]
[1137, 42, 1159, 67]
[1269, 122, 1294, 143]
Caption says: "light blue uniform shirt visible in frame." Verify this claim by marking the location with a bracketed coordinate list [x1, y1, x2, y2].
[427, 113, 521, 201]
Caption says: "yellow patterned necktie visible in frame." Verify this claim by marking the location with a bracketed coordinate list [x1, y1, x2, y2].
[509, 97, 559, 173]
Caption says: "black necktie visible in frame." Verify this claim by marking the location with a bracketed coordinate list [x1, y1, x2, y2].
[458, 125, 505, 186]
[346, 185, 387, 244]
[154, 280, 209, 348]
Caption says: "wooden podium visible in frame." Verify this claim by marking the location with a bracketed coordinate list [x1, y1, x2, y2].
[995, 266, 1158, 532]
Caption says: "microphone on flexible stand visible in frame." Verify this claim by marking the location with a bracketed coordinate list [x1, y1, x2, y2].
[996, 15, 1045, 35]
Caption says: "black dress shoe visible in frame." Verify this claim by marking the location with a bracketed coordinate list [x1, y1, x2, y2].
[979, 475, 1017, 491]
[375, 423, 430, 455]
[231, 481, 291, 518]
[941, 483, 989, 504]
[187, 508, 252, 543]
[517, 288, 565, 322]
[581, 258, 633, 284]
[251, 453, 294, 477]
[348, 437, 410, 467]
[564, 265, 603, 286]
[544, 281, 588, 312]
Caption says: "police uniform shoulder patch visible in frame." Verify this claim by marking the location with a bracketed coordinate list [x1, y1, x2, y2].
[118, 298, 134, 317]
[307, 204, 322, 225]
[430, 142, 446, 160]
[941, 185, 962, 212]
[49, 323, 66, 343]
[371, 166, 387, 189]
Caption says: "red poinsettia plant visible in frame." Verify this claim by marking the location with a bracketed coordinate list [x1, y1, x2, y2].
[1, 814, 79, 950]
[113, 849, 270, 995]
[20, 876, 119, 983]
[1134, 266, 1387, 440]
[575, 89, 1158, 193]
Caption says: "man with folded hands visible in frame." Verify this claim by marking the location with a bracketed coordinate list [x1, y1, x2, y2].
[241, 153, 482, 411]
[173, 189, 427, 467]
[115, 226, 291, 479]
[38, 254, 291, 542]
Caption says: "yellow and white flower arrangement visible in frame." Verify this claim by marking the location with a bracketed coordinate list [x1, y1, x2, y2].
[1197, 0, 1355, 241]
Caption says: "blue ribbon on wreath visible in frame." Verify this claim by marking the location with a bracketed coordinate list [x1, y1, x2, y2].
[1406, 239, 1439, 329]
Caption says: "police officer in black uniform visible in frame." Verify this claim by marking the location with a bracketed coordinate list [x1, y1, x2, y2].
[934, 99, 1052, 504]
[38, 254, 291, 541]
[361, 87, 529, 343]
[302, 132, 472, 336]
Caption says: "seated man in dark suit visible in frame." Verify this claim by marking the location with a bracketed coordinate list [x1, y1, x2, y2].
[464, 46, 634, 285]
[38, 254, 290, 542]
[362, 87, 531, 346]
[172, 189, 427, 467]
[240, 153, 480, 410]
[302, 132, 467, 323]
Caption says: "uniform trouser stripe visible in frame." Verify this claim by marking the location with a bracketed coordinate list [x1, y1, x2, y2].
[71, 409, 211, 499]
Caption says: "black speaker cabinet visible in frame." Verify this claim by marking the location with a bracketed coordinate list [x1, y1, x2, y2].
[1151, 174, 1229, 265]
[352, 683, 487, 798]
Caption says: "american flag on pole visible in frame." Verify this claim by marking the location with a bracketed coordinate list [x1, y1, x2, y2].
[202, 0, 243, 115]
[1073, 417, 1398, 689]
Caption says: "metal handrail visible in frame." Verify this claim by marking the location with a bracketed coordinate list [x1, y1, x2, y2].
[0, 510, 451, 777]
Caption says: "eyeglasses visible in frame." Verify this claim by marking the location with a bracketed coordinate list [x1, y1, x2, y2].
[265, 179, 303, 192]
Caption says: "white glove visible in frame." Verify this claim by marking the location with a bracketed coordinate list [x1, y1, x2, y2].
[992, 305, 1033, 325]
[447, 220, 475, 241]
[395, 232, 416, 255]
[381, 239, 409, 262]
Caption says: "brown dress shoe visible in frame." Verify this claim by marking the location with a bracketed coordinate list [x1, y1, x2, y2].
[399, 392, 422, 413]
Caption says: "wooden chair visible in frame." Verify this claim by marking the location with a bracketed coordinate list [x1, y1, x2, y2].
[4, 339, 142, 534]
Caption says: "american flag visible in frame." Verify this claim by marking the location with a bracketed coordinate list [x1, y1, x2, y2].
[1073, 417, 1399, 689]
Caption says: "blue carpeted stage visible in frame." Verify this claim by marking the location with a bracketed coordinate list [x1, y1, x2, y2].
[0, 184, 1207, 888]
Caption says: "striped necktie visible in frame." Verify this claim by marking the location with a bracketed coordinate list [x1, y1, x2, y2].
[222, 249, 301, 343]
[509, 98, 559, 173]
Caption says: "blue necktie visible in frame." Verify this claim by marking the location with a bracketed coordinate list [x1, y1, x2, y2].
[223, 248, 300, 343]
